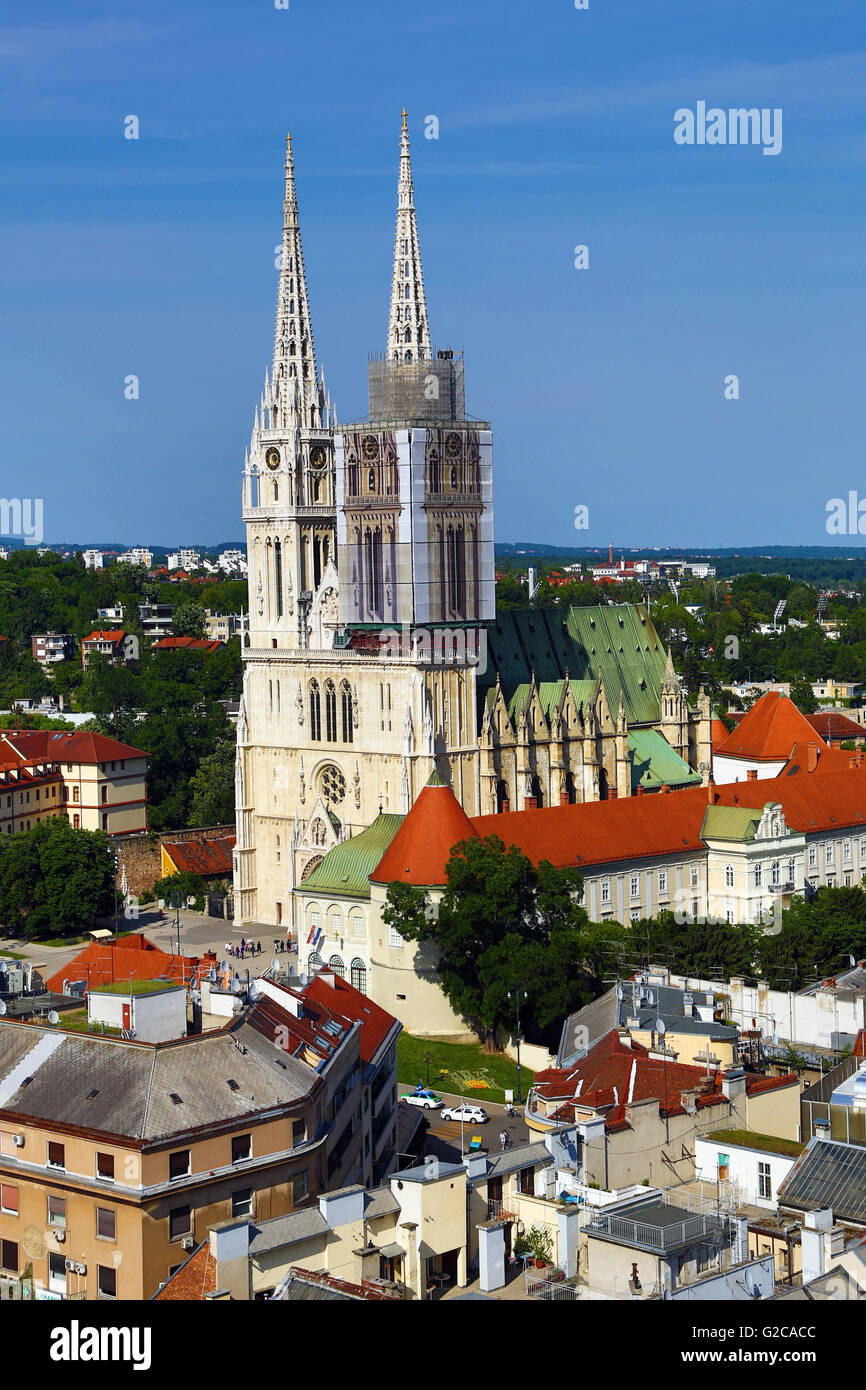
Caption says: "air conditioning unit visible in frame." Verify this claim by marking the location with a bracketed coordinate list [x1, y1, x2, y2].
[54, 1230, 66, 1243]
[11, 1135, 24, 1148]
[181, 1236, 195, 1251]
[64, 1258, 76, 1272]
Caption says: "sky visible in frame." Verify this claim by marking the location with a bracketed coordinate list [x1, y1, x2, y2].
[1, 0, 864, 549]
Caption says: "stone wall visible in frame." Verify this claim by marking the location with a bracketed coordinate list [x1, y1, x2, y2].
[115, 833, 162, 897]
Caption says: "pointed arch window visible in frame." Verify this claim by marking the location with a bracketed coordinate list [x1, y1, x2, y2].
[341, 682, 354, 743]
[324, 681, 337, 742]
[309, 680, 321, 741]
[274, 540, 283, 617]
[404, 284, 410, 299]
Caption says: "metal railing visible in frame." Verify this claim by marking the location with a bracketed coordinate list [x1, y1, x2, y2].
[586, 1207, 726, 1254]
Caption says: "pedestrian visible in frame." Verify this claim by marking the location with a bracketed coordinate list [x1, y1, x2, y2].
[499, 1130, 509, 1151]
[257, 941, 262, 957]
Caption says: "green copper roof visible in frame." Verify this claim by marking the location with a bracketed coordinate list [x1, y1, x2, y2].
[700, 805, 763, 842]
[628, 728, 701, 791]
[300, 813, 405, 900]
[481, 604, 668, 726]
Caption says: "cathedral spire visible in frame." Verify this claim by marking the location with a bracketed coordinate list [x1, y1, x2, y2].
[273, 131, 318, 422]
[387, 110, 431, 364]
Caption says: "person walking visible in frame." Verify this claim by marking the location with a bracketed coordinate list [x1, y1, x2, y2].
[499, 1130, 509, 1151]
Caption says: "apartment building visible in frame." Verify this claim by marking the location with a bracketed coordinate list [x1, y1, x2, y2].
[0, 730, 148, 836]
[0, 757, 64, 835]
[31, 632, 76, 669]
[116, 549, 153, 569]
[204, 610, 245, 642]
[0, 980, 376, 1300]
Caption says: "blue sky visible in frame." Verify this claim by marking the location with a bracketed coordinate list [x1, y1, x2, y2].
[1, 0, 864, 548]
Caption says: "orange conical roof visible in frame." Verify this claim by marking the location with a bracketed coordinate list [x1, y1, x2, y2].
[715, 691, 828, 762]
[369, 774, 479, 886]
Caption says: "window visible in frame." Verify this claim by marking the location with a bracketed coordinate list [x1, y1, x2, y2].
[231, 1188, 253, 1218]
[389, 924, 403, 949]
[47, 1195, 66, 1229]
[328, 954, 345, 979]
[292, 1119, 306, 1147]
[350, 958, 367, 993]
[845, 840, 852, 862]
[754, 862, 762, 887]
[96, 1152, 115, 1182]
[169, 1149, 190, 1181]
[630, 908, 641, 921]
[0, 1184, 18, 1215]
[96, 1207, 116, 1241]
[231, 1134, 251, 1164]
[787, 858, 795, 885]
[630, 874, 639, 899]
[292, 1170, 308, 1203]
[724, 864, 734, 888]
[309, 680, 321, 741]
[351, 912, 364, 939]
[47, 1141, 65, 1171]
[809, 845, 817, 868]
[771, 861, 780, 886]
[757, 1162, 772, 1201]
[658, 869, 668, 895]
[324, 681, 337, 742]
[169, 1205, 192, 1240]
[601, 878, 610, 904]
[826, 843, 834, 868]
[97, 1264, 117, 1299]
[340, 683, 354, 743]
[1, 1240, 18, 1273]
[690, 864, 699, 888]
[48, 1252, 66, 1291]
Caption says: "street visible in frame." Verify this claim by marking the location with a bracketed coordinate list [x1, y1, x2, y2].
[402, 1089, 531, 1164]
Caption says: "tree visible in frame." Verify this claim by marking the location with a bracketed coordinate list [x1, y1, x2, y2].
[0, 818, 115, 939]
[189, 738, 235, 826]
[382, 836, 592, 1048]
[789, 678, 818, 714]
[171, 601, 206, 639]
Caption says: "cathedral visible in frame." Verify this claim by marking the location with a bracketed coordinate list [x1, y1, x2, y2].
[232, 115, 712, 932]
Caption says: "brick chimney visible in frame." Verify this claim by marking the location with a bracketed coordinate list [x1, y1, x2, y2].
[807, 742, 819, 772]
[707, 777, 717, 804]
[660, 784, 671, 795]
[746, 769, 757, 781]
[524, 795, 538, 810]
[636, 784, 645, 796]
[608, 788, 618, 800]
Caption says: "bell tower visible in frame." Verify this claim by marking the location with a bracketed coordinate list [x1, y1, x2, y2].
[242, 133, 338, 651]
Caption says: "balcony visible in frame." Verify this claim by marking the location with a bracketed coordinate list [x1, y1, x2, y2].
[767, 882, 796, 894]
[586, 1201, 728, 1255]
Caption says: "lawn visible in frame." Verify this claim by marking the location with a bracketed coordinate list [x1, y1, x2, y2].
[0, 951, 26, 961]
[396, 1033, 534, 1105]
[54, 1009, 121, 1037]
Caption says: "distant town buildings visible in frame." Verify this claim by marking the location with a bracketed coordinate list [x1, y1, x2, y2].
[82, 549, 103, 569]
[116, 548, 153, 569]
[31, 631, 75, 668]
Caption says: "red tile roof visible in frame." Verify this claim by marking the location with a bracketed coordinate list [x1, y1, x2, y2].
[531, 1031, 797, 1132]
[45, 932, 216, 995]
[807, 711, 865, 744]
[162, 835, 235, 877]
[369, 779, 479, 886]
[153, 1240, 217, 1301]
[82, 629, 126, 645]
[711, 718, 731, 752]
[0, 729, 148, 762]
[150, 636, 222, 653]
[715, 691, 827, 761]
[302, 972, 399, 1064]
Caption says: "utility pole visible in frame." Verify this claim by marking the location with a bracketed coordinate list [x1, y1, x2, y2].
[113, 850, 119, 942]
[509, 983, 528, 1104]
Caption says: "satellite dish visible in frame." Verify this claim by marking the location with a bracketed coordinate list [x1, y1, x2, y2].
[209, 967, 217, 983]
[615, 985, 623, 1001]
[47, 1010, 59, 1025]
[0, 1000, 7, 1016]
[656, 1018, 667, 1035]
[271, 957, 281, 974]
[249, 979, 263, 1002]
[231, 978, 243, 995]
[647, 990, 655, 1006]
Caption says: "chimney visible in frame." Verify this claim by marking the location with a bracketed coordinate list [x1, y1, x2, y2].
[746, 769, 757, 781]
[608, 788, 618, 800]
[707, 777, 717, 805]
[807, 742, 818, 772]
[524, 795, 538, 810]
[209, 1218, 253, 1300]
[636, 784, 644, 796]
[660, 784, 671, 795]
[317, 968, 336, 989]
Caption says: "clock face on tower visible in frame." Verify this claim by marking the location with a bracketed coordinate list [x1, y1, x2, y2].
[265, 447, 281, 471]
[310, 446, 327, 470]
[444, 431, 462, 458]
[361, 434, 379, 461]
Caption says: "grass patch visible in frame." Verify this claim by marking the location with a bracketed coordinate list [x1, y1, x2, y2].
[55, 1009, 122, 1037]
[397, 1033, 533, 1105]
[706, 1128, 806, 1159]
[0, 951, 26, 961]
[92, 979, 179, 996]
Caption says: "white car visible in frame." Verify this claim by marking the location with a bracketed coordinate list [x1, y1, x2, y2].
[440, 1102, 489, 1124]
[400, 1090, 443, 1110]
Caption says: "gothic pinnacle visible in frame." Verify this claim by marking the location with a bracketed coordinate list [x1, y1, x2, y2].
[387, 109, 431, 364]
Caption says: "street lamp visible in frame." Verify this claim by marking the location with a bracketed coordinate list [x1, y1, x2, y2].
[508, 983, 528, 1104]
[112, 850, 119, 942]
[424, 1049, 431, 1088]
